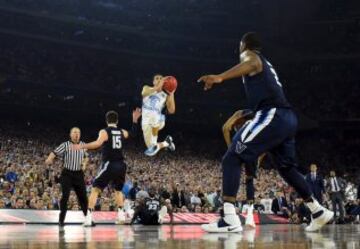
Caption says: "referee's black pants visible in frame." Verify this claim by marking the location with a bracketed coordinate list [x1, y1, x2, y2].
[59, 169, 88, 225]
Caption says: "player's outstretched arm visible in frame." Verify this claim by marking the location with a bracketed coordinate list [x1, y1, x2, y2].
[46, 142, 66, 165]
[198, 51, 261, 90]
[45, 152, 56, 165]
[75, 130, 108, 150]
[222, 110, 244, 147]
[122, 108, 141, 139]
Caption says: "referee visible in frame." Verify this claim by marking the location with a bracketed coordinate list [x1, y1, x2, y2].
[45, 127, 88, 230]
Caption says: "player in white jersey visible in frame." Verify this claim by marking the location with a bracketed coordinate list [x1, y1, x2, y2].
[141, 74, 176, 156]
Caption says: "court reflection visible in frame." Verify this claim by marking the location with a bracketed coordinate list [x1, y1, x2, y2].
[0, 224, 358, 249]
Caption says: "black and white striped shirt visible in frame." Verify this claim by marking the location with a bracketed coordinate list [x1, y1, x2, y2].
[53, 141, 87, 171]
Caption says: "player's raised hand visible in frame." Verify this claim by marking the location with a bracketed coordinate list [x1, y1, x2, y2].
[132, 107, 142, 122]
[197, 75, 223, 91]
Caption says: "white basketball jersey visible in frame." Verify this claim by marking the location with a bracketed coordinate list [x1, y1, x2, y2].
[142, 91, 167, 126]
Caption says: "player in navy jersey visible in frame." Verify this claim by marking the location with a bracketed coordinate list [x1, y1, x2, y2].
[198, 32, 333, 233]
[130, 186, 168, 225]
[223, 109, 267, 229]
[73, 108, 141, 226]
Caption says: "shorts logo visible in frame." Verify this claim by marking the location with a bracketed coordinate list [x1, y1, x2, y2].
[235, 141, 247, 154]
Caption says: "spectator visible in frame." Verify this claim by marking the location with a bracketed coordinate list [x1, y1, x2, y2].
[190, 192, 201, 207]
[305, 164, 325, 204]
[254, 197, 265, 213]
[15, 197, 25, 209]
[326, 170, 346, 223]
[291, 198, 311, 224]
[271, 191, 290, 218]
[129, 182, 140, 201]
[0, 199, 5, 209]
[5, 166, 18, 183]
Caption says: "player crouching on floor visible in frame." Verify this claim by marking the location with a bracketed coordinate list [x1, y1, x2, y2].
[129, 186, 171, 225]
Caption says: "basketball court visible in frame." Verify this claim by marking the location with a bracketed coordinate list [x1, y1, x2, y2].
[0, 224, 358, 249]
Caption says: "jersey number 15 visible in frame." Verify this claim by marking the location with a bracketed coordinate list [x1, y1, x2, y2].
[112, 135, 122, 149]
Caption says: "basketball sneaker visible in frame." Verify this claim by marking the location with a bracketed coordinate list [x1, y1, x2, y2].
[245, 204, 256, 229]
[165, 135, 175, 152]
[305, 199, 334, 232]
[201, 203, 242, 233]
[145, 145, 160, 156]
[83, 212, 96, 227]
[115, 208, 126, 225]
[158, 206, 168, 224]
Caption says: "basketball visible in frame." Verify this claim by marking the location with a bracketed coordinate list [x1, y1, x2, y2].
[163, 76, 178, 93]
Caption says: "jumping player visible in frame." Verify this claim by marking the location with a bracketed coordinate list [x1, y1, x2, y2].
[198, 32, 333, 233]
[141, 74, 176, 156]
[73, 108, 141, 226]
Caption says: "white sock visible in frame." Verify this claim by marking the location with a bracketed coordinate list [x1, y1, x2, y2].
[160, 141, 169, 148]
[305, 198, 322, 214]
[248, 204, 253, 214]
[151, 135, 158, 146]
[224, 202, 236, 216]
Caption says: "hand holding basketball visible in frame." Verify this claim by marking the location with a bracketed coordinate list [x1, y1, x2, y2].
[163, 76, 178, 93]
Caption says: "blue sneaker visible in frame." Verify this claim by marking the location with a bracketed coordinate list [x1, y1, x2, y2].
[145, 145, 160, 156]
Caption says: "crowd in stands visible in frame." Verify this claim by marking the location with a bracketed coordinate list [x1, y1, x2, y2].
[0, 122, 359, 224]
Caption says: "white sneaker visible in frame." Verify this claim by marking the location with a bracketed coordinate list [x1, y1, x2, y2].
[165, 136, 175, 152]
[83, 213, 95, 227]
[158, 206, 168, 224]
[305, 208, 334, 232]
[145, 145, 160, 156]
[126, 208, 135, 223]
[245, 205, 256, 229]
[116, 209, 126, 225]
[201, 215, 243, 233]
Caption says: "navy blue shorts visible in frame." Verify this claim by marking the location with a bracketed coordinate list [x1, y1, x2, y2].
[229, 108, 297, 168]
[93, 161, 127, 191]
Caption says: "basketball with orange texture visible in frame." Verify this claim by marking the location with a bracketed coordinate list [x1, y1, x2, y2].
[163, 76, 178, 93]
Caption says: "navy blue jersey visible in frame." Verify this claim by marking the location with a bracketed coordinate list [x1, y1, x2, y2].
[102, 127, 124, 162]
[242, 52, 290, 111]
[145, 197, 160, 213]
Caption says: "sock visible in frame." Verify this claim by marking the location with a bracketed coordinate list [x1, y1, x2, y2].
[224, 202, 236, 216]
[151, 135, 158, 146]
[160, 141, 169, 148]
[305, 197, 322, 214]
[247, 204, 253, 214]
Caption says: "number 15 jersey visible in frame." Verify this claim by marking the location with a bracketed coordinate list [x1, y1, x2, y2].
[102, 127, 124, 162]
